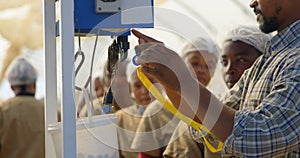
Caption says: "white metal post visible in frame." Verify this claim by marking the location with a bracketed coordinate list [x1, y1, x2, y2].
[59, 0, 77, 156]
[43, 0, 58, 157]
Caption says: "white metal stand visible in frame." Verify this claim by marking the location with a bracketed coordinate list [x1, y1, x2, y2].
[43, 0, 77, 157]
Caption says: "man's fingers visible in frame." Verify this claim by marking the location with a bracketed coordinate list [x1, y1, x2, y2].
[132, 29, 153, 41]
[132, 29, 163, 44]
[134, 43, 154, 53]
[136, 45, 167, 65]
[140, 63, 164, 82]
[134, 43, 164, 56]
[139, 38, 146, 44]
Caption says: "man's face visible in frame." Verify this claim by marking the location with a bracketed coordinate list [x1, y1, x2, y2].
[250, 0, 282, 33]
[221, 41, 262, 89]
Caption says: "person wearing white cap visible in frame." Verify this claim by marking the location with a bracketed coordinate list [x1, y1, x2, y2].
[0, 57, 44, 158]
[78, 72, 105, 117]
[220, 25, 273, 89]
[163, 37, 221, 158]
[115, 62, 153, 158]
[180, 37, 219, 87]
[78, 60, 131, 117]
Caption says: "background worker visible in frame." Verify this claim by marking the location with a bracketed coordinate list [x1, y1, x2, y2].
[0, 57, 45, 158]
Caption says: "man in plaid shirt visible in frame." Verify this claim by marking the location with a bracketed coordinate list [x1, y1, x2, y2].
[131, 0, 300, 157]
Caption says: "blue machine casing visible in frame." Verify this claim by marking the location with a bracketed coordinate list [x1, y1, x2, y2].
[74, 0, 154, 36]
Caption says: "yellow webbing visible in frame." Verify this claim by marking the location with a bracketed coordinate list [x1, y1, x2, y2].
[137, 66, 223, 153]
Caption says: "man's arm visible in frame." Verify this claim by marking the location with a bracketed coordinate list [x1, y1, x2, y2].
[132, 29, 236, 142]
[165, 81, 236, 142]
[132, 29, 300, 156]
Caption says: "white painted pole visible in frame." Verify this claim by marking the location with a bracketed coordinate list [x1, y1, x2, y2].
[59, 0, 77, 156]
[43, 0, 58, 157]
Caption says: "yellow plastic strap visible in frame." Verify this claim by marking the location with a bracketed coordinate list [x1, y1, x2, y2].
[137, 66, 223, 153]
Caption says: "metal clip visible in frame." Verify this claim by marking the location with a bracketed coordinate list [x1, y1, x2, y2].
[132, 52, 141, 66]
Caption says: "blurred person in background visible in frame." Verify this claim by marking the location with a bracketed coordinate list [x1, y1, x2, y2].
[163, 37, 220, 158]
[78, 60, 131, 117]
[111, 60, 134, 111]
[78, 75, 105, 117]
[0, 57, 45, 158]
[116, 62, 153, 158]
[77, 62, 107, 116]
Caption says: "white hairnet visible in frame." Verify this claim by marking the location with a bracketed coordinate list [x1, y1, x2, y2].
[221, 25, 273, 53]
[181, 37, 220, 60]
[5, 57, 38, 86]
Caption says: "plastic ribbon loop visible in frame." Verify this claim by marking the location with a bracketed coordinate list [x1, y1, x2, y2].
[136, 66, 223, 153]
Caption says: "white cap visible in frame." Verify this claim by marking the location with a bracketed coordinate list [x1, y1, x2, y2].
[181, 37, 220, 60]
[221, 25, 273, 53]
[5, 57, 38, 86]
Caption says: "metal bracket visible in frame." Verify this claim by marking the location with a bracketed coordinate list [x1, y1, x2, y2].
[95, 0, 121, 13]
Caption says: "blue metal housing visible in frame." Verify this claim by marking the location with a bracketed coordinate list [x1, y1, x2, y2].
[74, 0, 154, 35]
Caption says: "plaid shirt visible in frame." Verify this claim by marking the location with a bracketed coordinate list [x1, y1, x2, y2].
[221, 20, 300, 157]
[190, 20, 300, 157]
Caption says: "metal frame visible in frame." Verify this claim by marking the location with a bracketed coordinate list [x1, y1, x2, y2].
[43, 0, 76, 157]
[43, 0, 154, 156]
